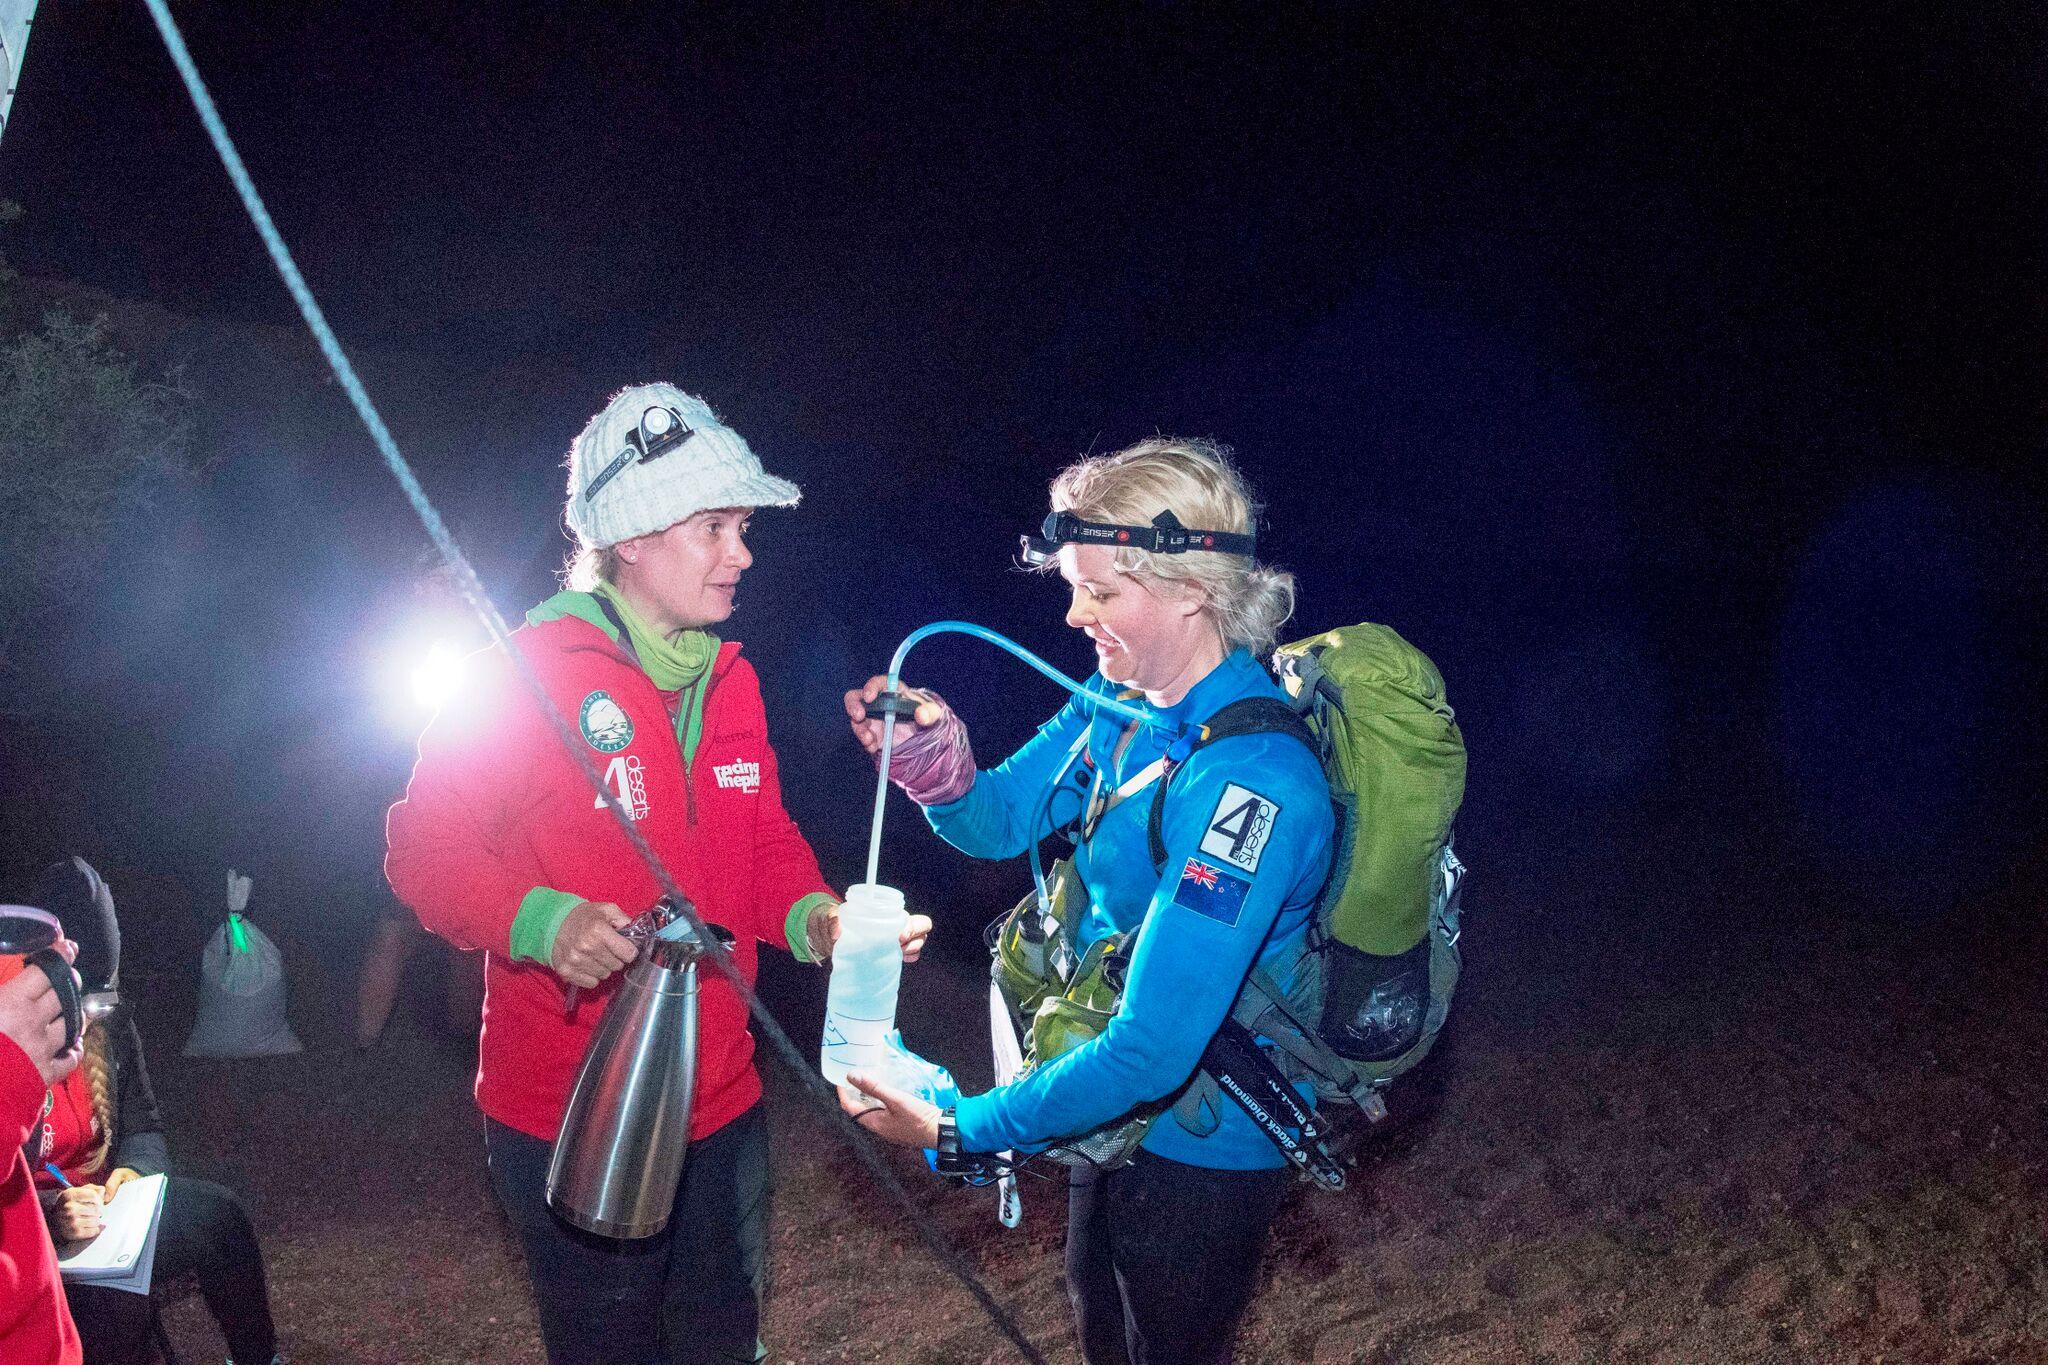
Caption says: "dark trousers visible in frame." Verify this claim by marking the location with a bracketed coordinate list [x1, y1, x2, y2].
[67, 1175, 279, 1365]
[1065, 1152, 1290, 1365]
[486, 1105, 769, 1365]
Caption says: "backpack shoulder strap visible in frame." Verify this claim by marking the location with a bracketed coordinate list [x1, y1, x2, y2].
[1147, 696, 1317, 869]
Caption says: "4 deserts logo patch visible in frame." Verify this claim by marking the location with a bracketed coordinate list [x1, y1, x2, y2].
[594, 754, 649, 820]
[1199, 783, 1279, 873]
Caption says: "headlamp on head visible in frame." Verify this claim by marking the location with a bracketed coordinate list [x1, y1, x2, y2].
[584, 405, 699, 503]
[1017, 509, 1256, 568]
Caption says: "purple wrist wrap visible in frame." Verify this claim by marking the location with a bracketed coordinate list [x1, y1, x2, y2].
[879, 689, 976, 806]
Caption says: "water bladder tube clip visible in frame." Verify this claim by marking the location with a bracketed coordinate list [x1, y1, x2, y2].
[863, 693, 924, 722]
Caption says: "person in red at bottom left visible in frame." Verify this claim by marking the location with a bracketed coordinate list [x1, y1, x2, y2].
[29, 856, 284, 1365]
[0, 931, 84, 1365]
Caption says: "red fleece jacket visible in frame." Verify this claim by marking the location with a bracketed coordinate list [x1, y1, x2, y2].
[0, 1036, 82, 1365]
[386, 615, 833, 1142]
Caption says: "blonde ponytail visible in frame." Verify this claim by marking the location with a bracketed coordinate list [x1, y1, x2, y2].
[79, 1023, 117, 1176]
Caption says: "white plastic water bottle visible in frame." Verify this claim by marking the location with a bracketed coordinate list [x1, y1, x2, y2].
[820, 883, 909, 1084]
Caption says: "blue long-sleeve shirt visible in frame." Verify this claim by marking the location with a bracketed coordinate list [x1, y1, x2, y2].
[933, 649, 1334, 1170]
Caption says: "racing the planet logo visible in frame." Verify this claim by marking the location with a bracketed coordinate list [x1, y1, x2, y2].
[579, 690, 634, 753]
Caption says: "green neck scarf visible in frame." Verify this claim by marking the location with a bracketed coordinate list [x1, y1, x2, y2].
[527, 585, 719, 767]
[590, 583, 718, 690]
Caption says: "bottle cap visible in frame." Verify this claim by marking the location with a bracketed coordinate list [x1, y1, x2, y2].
[841, 883, 907, 920]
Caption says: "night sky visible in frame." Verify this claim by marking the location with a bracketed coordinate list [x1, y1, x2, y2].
[0, 2, 2040, 918]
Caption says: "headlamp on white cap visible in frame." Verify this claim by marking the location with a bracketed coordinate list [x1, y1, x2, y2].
[584, 405, 698, 504]
[565, 382, 802, 550]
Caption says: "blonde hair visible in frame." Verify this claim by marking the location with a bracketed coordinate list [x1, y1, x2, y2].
[562, 542, 624, 592]
[1045, 437, 1296, 656]
[79, 1023, 115, 1175]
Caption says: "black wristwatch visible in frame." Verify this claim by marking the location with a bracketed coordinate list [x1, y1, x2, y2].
[933, 1108, 986, 1178]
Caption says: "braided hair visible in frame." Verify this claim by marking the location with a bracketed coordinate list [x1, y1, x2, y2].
[77, 1022, 117, 1175]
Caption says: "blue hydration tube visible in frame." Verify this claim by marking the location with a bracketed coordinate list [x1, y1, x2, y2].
[864, 621, 1177, 887]
[1017, 727, 1093, 917]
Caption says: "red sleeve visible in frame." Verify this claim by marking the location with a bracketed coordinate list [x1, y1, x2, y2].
[742, 670, 835, 948]
[0, 1036, 82, 1365]
[385, 657, 540, 956]
[0, 1036, 42, 1148]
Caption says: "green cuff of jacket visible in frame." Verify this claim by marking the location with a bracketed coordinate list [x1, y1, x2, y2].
[785, 892, 840, 964]
[510, 887, 584, 966]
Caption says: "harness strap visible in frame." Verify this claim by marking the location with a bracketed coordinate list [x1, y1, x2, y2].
[1234, 967, 1384, 1109]
[1173, 962, 1379, 1139]
[1170, 1071, 1225, 1137]
[1087, 754, 1167, 832]
[1080, 699, 1162, 842]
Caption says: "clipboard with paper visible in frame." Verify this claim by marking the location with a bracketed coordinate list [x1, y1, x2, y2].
[57, 1172, 168, 1295]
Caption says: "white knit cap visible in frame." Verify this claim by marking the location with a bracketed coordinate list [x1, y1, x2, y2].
[565, 383, 801, 548]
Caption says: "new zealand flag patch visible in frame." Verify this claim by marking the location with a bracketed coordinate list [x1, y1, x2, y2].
[1171, 856, 1252, 928]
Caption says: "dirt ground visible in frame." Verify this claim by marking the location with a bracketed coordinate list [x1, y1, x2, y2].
[130, 809, 2047, 1364]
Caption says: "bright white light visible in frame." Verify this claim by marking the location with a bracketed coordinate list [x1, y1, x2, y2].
[409, 641, 465, 712]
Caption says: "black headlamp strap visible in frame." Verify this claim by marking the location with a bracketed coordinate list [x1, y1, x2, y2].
[1145, 510, 1256, 557]
[1025, 509, 1256, 561]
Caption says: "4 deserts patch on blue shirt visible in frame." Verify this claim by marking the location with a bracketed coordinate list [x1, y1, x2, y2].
[1172, 855, 1253, 928]
[1200, 783, 1280, 873]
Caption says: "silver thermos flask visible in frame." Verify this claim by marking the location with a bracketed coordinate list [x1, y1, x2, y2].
[546, 906, 734, 1239]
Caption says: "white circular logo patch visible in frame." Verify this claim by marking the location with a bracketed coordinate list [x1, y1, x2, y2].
[579, 690, 634, 753]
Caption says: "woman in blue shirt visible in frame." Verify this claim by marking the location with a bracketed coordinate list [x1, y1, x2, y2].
[842, 438, 1334, 1365]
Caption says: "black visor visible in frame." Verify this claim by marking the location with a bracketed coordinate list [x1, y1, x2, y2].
[1018, 509, 1256, 567]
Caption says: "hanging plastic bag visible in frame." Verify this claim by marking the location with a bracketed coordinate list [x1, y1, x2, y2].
[183, 870, 302, 1058]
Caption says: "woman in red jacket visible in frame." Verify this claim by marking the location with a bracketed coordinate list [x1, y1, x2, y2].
[1, 926, 83, 1365]
[387, 383, 926, 1365]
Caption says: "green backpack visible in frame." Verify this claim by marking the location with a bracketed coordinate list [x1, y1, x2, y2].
[986, 621, 1468, 1181]
[1149, 622, 1468, 1140]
